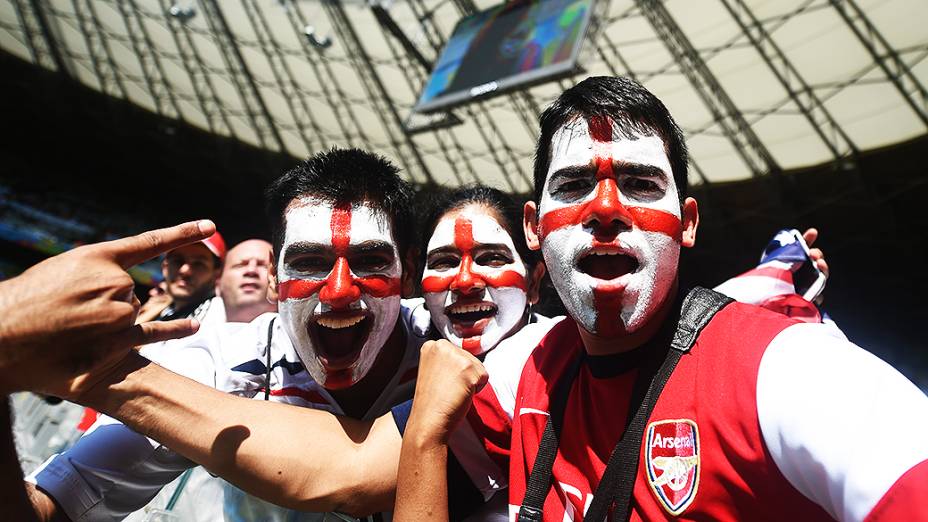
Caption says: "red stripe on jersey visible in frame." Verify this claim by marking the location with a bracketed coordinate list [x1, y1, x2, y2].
[269, 387, 329, 404]
[864, 459, 928, 522]
[467, 382, 514, 473]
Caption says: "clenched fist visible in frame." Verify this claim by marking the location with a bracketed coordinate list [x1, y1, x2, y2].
[0, 220, 215, 399]
[407, 339, 488, 445]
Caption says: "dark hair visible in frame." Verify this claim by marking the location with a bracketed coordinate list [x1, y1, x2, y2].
[533, 76, 688, 203]
[264, 148, 415, 261]
[419, 185, 538, 277]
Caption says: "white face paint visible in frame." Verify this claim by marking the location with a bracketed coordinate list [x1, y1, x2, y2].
[537, 116, 682, 337]
[276, 199, 402, 389]
[422, 206, 528, 355]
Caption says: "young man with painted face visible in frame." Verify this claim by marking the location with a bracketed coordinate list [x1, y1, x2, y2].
[21, 148, 434, 521]
[395, 76, 928, 521]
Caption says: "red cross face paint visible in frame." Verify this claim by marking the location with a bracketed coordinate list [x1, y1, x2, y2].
[422, 205, 528, 355]
[538, 116, 683, 336]
[277, 199, 402, 390]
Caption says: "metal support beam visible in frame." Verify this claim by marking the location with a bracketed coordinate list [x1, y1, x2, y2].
[158, 0, 237, 137]
[591, 13, 712, 186]
[721, 0, 858, 163]
[240, 0, 324, 153]
[829, 0, 928, 128]
[115, 0, 183, 119]
[283, 0, 367, 146]
[10, 0, 67, 72]
[323, 0, 435, 183]
[636, 0, 780, 177]
[200, 0, 289, 154]
[71, 0, 128, 98]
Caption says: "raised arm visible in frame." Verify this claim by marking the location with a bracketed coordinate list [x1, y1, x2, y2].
[394, 340, 487, 522]
[78, 352, 402, 516]
[0, 221, 215, 522]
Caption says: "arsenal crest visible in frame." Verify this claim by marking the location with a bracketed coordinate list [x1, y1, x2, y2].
[645, 419, 700, 515]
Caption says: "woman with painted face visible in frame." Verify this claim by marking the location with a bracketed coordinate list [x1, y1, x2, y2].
[417, 185, 556, 358]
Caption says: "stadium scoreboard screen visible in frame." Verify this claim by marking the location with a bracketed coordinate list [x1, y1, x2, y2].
[414, 0, 593, 114]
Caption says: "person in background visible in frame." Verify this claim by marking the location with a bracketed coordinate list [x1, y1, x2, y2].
[137, 230, 226, 324]
[215, 239, 278, 323]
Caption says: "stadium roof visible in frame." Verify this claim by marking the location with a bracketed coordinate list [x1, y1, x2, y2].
[1, 0, 926, 192]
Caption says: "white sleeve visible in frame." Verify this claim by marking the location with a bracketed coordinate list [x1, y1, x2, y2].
[757, 322, 928, 522]
[483, 317, 562, 419]
[26, 416, 193, 522]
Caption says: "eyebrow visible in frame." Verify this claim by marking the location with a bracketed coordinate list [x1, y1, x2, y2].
[350, 241, 395, 256]
[548, 165, 596, 185]
[427, 243, 512, 256]
[549, 161, 666, 183]
[284, 240, 395, 260]
[616, 163, 666, 178]
[283, 242, 329, 262]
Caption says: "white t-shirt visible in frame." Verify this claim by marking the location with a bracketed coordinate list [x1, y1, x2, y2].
[27, 299, 431, 522]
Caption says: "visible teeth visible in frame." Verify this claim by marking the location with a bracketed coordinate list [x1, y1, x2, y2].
[316, 315, 365, 329]
[449, 303, 495, 314]
[591, 246, 621, 255]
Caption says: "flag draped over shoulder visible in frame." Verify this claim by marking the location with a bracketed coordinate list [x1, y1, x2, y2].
[714, 230, 836, 328]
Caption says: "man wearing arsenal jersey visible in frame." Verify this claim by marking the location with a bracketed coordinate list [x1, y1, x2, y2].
[397, 76, 928, 521]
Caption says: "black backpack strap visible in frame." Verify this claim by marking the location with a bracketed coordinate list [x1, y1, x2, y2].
[263, 317, 276, 401]
[518, 352, 584, 522]
[671, 287, 733, 354]
[517, 287, 732, 521]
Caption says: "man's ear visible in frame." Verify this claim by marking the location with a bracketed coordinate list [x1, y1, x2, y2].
[524, 201, 541, 251]
[680, 197, 699, 248]
[267, 253, 279, 303]
[401, 248, 419, 298]
[526, 262, 546, 305]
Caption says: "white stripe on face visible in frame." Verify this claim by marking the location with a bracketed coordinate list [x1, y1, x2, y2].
[422, 206, 528, 355]
[277, 198, 401, 389]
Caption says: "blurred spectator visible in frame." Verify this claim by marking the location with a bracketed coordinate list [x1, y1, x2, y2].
[214, 239, 277, 323]
[137, 231, 226, 323]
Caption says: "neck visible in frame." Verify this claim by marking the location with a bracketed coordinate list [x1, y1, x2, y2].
[578, 280, 678, 356]
[328, 318, 406, 419]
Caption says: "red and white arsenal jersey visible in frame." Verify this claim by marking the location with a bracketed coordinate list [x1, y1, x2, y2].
[507, 302, 928, 521]
[448, 316, 564, 503]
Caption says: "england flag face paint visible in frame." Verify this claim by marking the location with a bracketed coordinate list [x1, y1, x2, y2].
[538, 116, 683, 336]
[276, 199, 402, 389]
[422, 205, 528, 355]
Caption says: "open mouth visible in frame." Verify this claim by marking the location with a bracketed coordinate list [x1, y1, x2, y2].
[307, 311, 372, 370]
[578, 247, 639, 281]
[446, 301, 497, 337]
